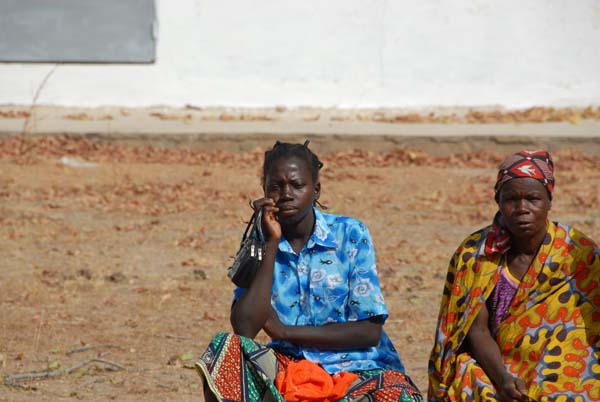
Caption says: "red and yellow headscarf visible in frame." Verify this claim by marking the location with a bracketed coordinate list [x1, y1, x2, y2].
[494, 150, 555, 200]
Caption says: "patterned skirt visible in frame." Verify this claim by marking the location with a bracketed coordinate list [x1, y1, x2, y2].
[197, 332, 423, 402]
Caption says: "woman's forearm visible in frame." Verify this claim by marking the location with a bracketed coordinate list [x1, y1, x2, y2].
[230, 239, 279, 338]
[467, 329, 511, 386]
[271, 319, 383, 350]
[466, 303, 515, 388]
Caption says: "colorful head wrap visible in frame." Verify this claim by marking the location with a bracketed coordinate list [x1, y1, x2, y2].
[494, 150, 555, 200]
[486, 150, 554, 256]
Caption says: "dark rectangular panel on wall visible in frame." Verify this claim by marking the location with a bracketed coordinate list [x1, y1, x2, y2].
[0, 0, 156, 63]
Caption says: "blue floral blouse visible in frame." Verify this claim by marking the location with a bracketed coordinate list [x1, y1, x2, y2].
[233, 208, 405, 374]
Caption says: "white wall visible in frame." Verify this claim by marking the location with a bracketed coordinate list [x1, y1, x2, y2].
[1, 0, 599, 108]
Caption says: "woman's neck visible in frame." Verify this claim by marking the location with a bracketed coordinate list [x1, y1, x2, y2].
[281, 210, 315, 252]
[509, 228, 546, 256]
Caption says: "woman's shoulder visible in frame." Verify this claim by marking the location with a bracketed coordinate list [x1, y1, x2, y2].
[553, 221, 599, 252]
[442, 226, 495, 272]
[453, 225, 493, 254]
[551, 222, 600, 277]
[318, 210, 369, 232]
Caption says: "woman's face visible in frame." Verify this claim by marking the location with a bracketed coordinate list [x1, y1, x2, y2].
[497, 177, 551, 239]
[264, 157, 320, 225]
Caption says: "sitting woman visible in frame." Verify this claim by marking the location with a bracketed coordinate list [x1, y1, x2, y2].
[428, 150, 600, 401]
[197, 140, 423, 402]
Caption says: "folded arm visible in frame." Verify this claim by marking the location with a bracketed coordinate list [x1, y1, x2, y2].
[264, 308, 383, 350]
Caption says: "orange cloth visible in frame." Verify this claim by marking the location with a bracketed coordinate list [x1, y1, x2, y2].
[275, 359, 359, 402]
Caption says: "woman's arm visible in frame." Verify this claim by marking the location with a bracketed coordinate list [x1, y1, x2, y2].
[467, 304, 528, 402]
[230, 199, 281, 338]
[263, 308, 383, 350]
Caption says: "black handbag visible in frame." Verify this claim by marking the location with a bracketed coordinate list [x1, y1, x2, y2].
[227, 208, 266, 288]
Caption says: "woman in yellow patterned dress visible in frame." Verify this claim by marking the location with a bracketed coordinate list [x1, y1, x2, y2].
[428, 150, 600, 402]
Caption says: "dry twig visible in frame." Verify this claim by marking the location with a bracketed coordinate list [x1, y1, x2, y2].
[154, 333, 192, 341]
[21, 64, 59, 137]
[65, 343, 123, 355]
[3, 357, 125, 387]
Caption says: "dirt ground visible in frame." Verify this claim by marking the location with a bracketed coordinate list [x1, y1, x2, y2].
[1, 135, 599, 401]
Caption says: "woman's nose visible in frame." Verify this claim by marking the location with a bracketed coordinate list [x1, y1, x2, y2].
[515, 198, 528, 212]
[281, 184, 293, 198]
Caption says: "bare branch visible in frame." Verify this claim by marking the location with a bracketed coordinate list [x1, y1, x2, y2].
[21, 64, 59, 136]
[154, 333, 192, 341]
[65, 343, 124, 356]
[3, 357, 125, 387]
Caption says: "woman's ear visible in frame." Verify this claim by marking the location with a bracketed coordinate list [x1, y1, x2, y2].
[314, 181, 321, 201]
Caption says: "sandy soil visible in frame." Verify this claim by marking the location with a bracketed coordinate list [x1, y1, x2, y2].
[1, 135, 599, 401]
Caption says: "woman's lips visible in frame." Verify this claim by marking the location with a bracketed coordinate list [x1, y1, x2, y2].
[278, 206, 297, 215]
[515, 221, 534, 227]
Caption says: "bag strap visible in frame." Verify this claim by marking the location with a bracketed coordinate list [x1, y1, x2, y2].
[252, 208, 265, 243]
[241, 210, 256, 242]
[241, 208, 265, 243]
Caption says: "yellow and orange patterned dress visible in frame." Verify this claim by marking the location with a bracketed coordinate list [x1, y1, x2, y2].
[428, 220, 600, 402]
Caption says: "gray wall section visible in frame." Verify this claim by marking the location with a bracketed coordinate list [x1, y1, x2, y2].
[0, 0, 156, 63]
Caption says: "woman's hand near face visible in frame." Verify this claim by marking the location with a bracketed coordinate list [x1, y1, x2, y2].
[252, 198, 281, 242]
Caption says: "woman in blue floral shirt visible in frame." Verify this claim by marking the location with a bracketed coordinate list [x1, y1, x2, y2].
[197, 141, 422, 402]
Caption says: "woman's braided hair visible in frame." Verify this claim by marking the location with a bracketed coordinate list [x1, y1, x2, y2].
[262, 140, 323, 185]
